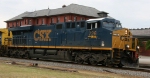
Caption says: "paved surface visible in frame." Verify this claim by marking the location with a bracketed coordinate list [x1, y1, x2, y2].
[139, 55, 150, 66]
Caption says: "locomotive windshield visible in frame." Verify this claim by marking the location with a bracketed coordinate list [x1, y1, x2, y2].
[103, 22, 114, 27]
[115, 23, 122, 28]
[103, 22, 122, 28]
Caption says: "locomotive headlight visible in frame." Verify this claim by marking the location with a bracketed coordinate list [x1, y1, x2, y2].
[125, 30, 128, 35]
[136, 46, 140, 49]
[126, 45, 129, 49]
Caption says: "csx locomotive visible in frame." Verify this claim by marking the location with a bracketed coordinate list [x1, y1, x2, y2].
[0, 17, 139, 67]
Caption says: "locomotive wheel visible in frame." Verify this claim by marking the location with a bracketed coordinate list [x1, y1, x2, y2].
[104, 59, 113, 67]
[117, 63, 123, 68]
[75, 56, 83, 64]
[0, 53, 2, 56]
[0, 51, 2, 56]
[25, 53, 31, 59]
[18, 54, 25, 58]
[89, 57, 98, 65]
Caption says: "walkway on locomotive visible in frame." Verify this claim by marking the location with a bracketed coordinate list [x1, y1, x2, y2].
[8, 17, 134, 50]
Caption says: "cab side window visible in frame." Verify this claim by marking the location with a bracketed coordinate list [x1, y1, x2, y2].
[87, 22, 100, 29]
[87, 23, 92, 29]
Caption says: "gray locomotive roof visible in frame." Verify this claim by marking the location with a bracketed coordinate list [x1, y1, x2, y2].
[6, 4, 106, 22]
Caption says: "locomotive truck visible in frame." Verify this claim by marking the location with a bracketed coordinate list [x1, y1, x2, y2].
[0, 17, 139, 67]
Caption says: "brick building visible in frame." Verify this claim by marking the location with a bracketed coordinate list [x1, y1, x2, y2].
[130, 28, 150, 56]
[5, 4, 108, 28]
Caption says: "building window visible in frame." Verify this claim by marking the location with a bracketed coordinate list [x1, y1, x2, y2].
[57, 17, 60, 23]
[36, 19, 39, 25]
[27, 20, 29, 25]
[13, 23, 14, 27]
[74, 16, 77, 21]
[50, 18, 53, 24]
[7, 23, 9, 28]
[64, 16, 67, 22]
[25, 19, 28, 25]
[16, 22, 18, 26]
[81, 18, 84, 20]
[29, 20, 31, 25]
[28, 19, 31, 25]
[25, 20, 26, 24]
[20, 21, 21, 26]
[42, 18, 44, 25]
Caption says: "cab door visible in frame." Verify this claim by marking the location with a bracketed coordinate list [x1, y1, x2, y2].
[85, 22, 100, 48]
[55, 23, 64, 46]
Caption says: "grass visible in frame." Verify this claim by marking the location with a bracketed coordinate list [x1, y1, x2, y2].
[0, 61, 141, 78]
[0, 62, 103, 78]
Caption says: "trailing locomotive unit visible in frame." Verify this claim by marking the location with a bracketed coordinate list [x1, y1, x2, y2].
[6, 17, 139, 67]
[0, 28, 12, 56]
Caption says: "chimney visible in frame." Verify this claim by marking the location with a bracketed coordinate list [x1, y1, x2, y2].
[62, 5, 66, 8]
[98, 11, 109, 18]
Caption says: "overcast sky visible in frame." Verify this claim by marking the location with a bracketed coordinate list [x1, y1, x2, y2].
[0, 0, 149, 28]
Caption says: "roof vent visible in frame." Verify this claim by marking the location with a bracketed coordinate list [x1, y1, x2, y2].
[62, 5, 66, 8]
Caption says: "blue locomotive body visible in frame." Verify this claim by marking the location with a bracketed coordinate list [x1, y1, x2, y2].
[9, 18, 116, 49]
[6, 17, 139, 67]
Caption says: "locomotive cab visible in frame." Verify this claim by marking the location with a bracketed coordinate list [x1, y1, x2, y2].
[86, 17, 139, 67]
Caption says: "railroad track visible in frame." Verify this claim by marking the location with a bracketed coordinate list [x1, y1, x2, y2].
[0, 56, 150, 78]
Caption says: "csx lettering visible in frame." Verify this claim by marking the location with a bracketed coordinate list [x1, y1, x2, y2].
[34, 30, 51, 41]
